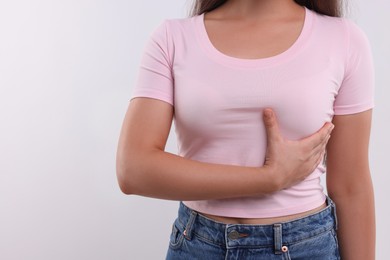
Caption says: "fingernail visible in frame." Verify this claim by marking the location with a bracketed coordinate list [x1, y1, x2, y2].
[264, 109, 272, 119]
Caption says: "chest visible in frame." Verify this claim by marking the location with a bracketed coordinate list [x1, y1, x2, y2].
[173, 54, 343, 140]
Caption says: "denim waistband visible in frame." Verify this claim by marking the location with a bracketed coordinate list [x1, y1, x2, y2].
[175, 196, 338, 251]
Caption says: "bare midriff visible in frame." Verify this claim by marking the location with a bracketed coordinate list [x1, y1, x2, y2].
[197, 202, 327, 225]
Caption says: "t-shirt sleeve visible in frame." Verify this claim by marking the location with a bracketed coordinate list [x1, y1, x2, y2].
[333, 20, 375, 115]
[130, 20, 174, 106]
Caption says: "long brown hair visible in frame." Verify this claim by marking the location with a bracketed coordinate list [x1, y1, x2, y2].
[189, 0, 345, 17]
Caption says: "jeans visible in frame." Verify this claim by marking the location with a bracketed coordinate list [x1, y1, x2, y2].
[165, 196, 340, 260]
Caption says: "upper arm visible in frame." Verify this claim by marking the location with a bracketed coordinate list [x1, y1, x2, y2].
[326, 109, 373, 196]
[117, 97, 173, 155]
[115, 97, 173, 193]
[116, 19, 175, 193]
[326, 20, 375, 196]
[120, 19, 175, 152]
[117, 18, 174, 160]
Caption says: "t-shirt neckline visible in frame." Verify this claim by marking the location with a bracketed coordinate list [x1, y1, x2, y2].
[195, 7, 314, 69]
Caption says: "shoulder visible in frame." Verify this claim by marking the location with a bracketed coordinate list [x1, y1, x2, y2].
[341, 18, 372, 52]
[312, 10, 370, 46]
[146, 15, 200, 55]
[157, 15, 198, 33]
[142, 15, 200, 64]
[309, 10, 372, 62]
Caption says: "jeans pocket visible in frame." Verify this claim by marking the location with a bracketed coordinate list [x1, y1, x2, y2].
[169, 219, 185, 250]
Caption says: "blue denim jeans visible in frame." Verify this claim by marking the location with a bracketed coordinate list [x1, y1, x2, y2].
[166, 196, 340, 259]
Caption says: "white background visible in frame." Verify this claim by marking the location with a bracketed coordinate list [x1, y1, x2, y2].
[0, 0, 388, 259]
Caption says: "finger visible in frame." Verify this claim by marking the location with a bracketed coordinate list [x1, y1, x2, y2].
[263, 108, 281, 141]
[314, 150, 326, 169]
[301, 122, 334, 150]
[308, 133, 331, 158]
[306, 150, 326, 174]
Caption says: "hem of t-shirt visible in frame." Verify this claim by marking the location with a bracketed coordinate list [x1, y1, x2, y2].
[130, 93, 174, 106]
[182, 193, 327, 218]
[333, 101, 374, 115]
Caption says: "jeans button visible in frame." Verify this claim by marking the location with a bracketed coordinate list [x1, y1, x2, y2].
[228, 230, 240, 240]
[282, 246, 288, 252]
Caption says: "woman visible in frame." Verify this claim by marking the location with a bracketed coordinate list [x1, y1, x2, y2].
[116, 0, 375, 259]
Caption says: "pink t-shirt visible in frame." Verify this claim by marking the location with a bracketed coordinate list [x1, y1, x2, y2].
[131, 7, 375, 218]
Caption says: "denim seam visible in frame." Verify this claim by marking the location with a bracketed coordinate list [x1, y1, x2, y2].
[168, 225, 185, 250]
[193, 232, 226, 247]
[226, 244, 273, 250]
[177, 218, 185, 231]
[330, 228, 340, 252]
[177, 218, 224, 246]
[284, 226, 334, 246]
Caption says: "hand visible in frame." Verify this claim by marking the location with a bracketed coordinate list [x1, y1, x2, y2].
[262, 108, 334, 191]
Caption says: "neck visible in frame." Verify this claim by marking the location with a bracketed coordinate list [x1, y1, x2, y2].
[218, 0, 302, 20]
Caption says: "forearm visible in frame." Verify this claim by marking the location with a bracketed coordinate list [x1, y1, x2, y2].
[117, 99, 330, 201]
[329, 179, 376, 260]
[116, 149, 276, 201]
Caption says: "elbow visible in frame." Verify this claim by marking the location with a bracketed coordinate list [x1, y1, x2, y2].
[116, 171, 133, 195]
[326, 169, 374, 199]
[115, 151, 139, 195]
[116, 166, 134, 195]
[116, 145, 160, 196]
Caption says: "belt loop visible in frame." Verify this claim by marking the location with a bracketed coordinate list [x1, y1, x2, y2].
[184, 210, 197, 240]
[273, 223, 282, 255]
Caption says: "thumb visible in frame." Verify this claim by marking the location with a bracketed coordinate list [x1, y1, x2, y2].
[263, 108, 281, 141]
